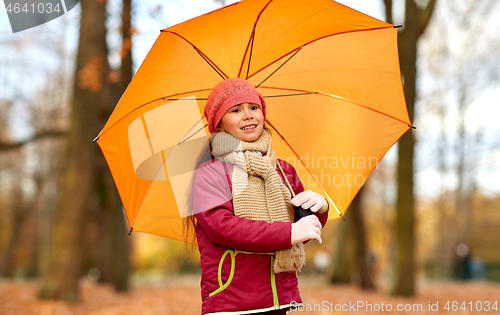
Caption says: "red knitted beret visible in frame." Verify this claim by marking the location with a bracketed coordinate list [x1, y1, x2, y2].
[204, 78, 266, 133]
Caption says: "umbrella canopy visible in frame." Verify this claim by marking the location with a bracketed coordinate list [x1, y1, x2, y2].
[95, 0, 411, 242]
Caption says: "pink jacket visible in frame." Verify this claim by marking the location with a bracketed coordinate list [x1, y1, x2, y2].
[193, 158, 329, 315]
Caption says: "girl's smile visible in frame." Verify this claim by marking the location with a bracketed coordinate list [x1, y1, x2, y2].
[219, 103, 264, 142]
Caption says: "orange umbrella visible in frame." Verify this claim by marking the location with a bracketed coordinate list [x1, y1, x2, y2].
[94, 0, 411, 243]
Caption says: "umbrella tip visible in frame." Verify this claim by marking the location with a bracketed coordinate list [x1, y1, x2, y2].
[395, 24, 403, 28]
[411, 125, 416, 130]
[128, 227, 133, 235]
[93, 137, 99, 143]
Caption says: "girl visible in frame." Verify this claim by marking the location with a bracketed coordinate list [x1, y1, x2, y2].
[188, 78, 329, 315]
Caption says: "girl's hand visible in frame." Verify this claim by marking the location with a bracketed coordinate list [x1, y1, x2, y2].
[291, 190, 327, 213]
[291, 215, 322, 245]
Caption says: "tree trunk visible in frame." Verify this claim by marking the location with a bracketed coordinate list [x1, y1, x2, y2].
[0, 204, 25, 277]
[350, 187, 375, 290]
[94, 161, 130, 291]
[120, 0, 133, 92]
[383, 0, 393, 24]
[38, 0, 108, 301]
[93, 0, 133, 292]
[393, 0, 418, 297]
[391, 0, 437, 296]
[394, 129, 416, 296]
[109, 175, 130, 292]
[330, 215, 354, 283]
[330, 188, 374, 289]
[0, 172, 43, 277]
[111, 0, 133, 292]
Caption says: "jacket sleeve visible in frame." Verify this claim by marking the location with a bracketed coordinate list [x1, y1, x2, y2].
[278, 159, 329, 229]
[193, 161, 292, 252]
[316, 200, 329, 228]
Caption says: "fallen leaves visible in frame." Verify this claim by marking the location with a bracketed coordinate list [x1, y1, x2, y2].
[0, 276, 499, 315]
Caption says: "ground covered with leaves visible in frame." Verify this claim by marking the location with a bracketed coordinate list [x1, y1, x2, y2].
[1, 275, 499, 314]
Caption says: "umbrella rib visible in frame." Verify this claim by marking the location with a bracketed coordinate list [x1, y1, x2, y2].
[164, 118, 205, 162]
[163, 30, 228, 80]
[263, 92, 316, 98]
[259, 85, 413, 128]
[96, 88, 213, 140]
[177, 122, 208, 146]
[265, 118, 344, 219]
[237, 0, 274, 78]
[130, 117, 207, 231]
[255, 46, 304, 88]
[245, 28, 256, 79]
[164, 97, 208, 100]
[195, 49, 227, 80]
[247, 26, 395, 80]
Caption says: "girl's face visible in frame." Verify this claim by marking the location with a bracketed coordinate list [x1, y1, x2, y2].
[218, 103, 264, 142]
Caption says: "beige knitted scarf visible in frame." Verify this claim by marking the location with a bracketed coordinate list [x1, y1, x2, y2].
[211, 129, 305, 273]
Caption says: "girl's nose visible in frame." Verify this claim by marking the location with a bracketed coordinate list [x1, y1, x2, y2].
[243, 109, 253, 119]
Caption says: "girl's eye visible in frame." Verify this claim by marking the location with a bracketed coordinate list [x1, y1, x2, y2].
[251, 106, 258, 110]
[231, 108, 240, 113]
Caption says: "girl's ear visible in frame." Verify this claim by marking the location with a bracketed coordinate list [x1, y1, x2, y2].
[214, 123, 224, 133]
[263, 122, 271, 134]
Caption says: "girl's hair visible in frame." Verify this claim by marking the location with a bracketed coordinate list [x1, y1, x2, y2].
[182, 122, 272, 247]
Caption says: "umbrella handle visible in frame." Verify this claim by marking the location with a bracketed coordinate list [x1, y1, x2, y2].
[294, 205, 313, 220]
[276, 160, 295, 198]
[276, 160, 312, 220]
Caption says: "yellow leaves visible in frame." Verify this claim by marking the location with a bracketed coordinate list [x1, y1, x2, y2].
[120, 38, 132, 60]
[2, 277, 500, 314]
[77, 57, 122, 90]
[119, 28, 138, 60]
[107, 70, 120, 84]
[77, 57, 104, 92]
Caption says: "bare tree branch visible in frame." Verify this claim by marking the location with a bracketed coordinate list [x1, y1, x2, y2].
[383, 0, 393, 25]
[419, 0, 438, 36]
[0, 130, 66, 151]
[214, 0, 227, 7]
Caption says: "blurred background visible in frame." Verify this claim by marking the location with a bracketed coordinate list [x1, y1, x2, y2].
[0, 0, 499, 314]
